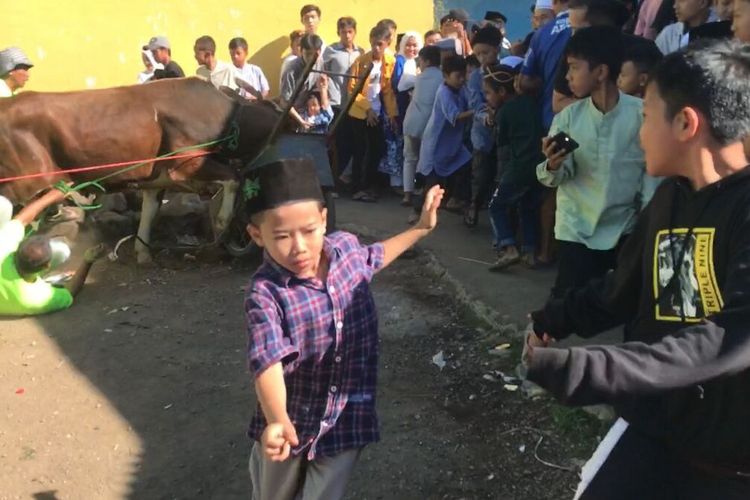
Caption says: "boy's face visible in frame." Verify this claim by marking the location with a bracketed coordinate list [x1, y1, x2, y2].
[339, 27, 356, 46]
[473, 43, 499, 67]
[617, 61, 645, 97]
[566, 56, 601, 98]
[8, 67, 30, 89]
[444, 70, 466, 89]
[302, 10, 321, 33]
[230, 47, 248, 68]
[733, 0, 750, 42]
[291, 38, 302, 57]
[482, 81, 504, 109]
[715, 0, 735, 20]
[640, 82, 683, 177]
[152, 47, 169, 64]
[371, 38, 389, 60]
[306, 96, 321, 116]
[247, 201, 328, 279]
[675, 0, 709, 23]
[194, 47, 213, 67]
[302, 48, 321, 64]
[425, 33, 442, 45]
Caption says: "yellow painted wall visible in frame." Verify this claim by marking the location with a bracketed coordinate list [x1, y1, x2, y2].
[2, 0, 434, 94]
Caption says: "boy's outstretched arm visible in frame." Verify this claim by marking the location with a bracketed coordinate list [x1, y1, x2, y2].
[380, 185, 444, 269]
[255, 362, 299, 461]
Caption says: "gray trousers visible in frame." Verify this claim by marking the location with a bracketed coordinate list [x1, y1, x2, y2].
[249, 443, 361, 500]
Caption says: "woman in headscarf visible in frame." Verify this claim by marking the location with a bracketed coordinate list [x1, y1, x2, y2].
[380, 31, 423, 203]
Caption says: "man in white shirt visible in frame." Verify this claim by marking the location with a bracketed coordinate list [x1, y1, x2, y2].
[193, 36, 258, 97]
[0, 47, 33, 98]
[228, 37, 269, 100]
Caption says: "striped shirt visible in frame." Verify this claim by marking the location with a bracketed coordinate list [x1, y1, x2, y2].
[245, 231, 384, 459]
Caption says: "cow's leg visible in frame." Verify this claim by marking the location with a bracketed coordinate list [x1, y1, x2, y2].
[214, 180, 239, 235]
[135, 189, 160, 264]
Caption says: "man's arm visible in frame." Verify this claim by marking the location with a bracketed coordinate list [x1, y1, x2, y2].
[14, 188, 66, 226]
[380, 185, 443, 269]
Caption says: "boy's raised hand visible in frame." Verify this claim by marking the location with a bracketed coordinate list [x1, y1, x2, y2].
[261, 420, 299, 462]
[416, 185, 445, 231]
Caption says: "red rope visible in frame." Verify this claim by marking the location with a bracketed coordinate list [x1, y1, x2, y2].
[0, 150, 212, 185]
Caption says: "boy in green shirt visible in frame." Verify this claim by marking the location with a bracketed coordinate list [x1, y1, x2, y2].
[537, 26, 660, 298]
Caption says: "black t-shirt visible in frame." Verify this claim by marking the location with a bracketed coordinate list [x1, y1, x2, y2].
[554, 33, 655, 97]
[153, 60, 185, 80]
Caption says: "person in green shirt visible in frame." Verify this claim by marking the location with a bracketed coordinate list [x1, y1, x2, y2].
[483, 63, 546, 271]
[0, 189, 105, 317]
[536, 26, 661, 299]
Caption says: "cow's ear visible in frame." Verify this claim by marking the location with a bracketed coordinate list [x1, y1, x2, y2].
[247, 223, 264, 247]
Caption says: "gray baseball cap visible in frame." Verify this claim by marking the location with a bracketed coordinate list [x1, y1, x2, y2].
[0, 47, 34, 76]
[147, 36, 171, 50]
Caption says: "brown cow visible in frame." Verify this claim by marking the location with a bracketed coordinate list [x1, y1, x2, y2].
[0, 77, 281, 263]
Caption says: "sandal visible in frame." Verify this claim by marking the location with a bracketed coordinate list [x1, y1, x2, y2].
[401, 194, 413, 207]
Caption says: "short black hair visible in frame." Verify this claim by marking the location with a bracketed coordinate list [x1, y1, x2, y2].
[289, 30, 305, 45]
[650, 39, 750, 145]
[586, 0, 631, 28]
[370, 25, 392, 43]
[623, 42, 663, 75]
[483, 64, 518, 94]
[465, 54, 480, 68]
[565, 26, 624, 82]
[471, 25, 503, 47]
[300, 4, 321, 18]
[307, 91, 322, 103]
[228, 37, 248, 51]
[418, 45, 441, 67]
[377, 18, 398, 31]
[424, 29, 440, 40]
[442, 54, 467, 75]
[194, 35, 216, 54]
[14, 236, 52, 277]
[337, 16, 357, 31]
[300, 34, 323, 51]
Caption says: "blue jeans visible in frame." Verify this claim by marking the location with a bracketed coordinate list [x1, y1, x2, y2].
[489, 183, 541, 253]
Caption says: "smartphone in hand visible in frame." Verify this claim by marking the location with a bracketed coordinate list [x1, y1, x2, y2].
[549, 132, 580, 155]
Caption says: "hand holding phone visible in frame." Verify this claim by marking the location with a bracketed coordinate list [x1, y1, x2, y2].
[542, 132, 579, 171]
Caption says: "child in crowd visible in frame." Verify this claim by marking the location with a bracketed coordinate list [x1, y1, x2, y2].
[382, 31, 423, 195]
[347, 25, 398, 203]
[424, 29, 443, 45]
[229, 37, 270, 100]
[465, 26, 503, 227]
[656, 0, 719, 54]
[194, 36, 256, 95]
[280, 30, 305, 88]
[415, 55, 474, 214]
[483, 64, 545, 271]
[617, 42, 663, 97]
[735, 0, 750, 42]
[300, 77, 333, 134]
[280, 34, 326, 129]
[245, 158, 444, 500]
[148, 36, 185, 80]
[537, 26, 659, 299]
[402, 45, 443, 206]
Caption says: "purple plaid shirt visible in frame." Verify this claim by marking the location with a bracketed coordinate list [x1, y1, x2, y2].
[245, 231, 385, 459]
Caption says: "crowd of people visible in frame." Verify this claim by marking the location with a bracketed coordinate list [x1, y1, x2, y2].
[3, 1, 750, 499]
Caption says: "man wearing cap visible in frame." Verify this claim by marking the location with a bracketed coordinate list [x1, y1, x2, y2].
[519, 0, 571, 131]
[440, 9, 473, 55]
[0, 190, 105, 317]
[148, 36, 185, 80]
[0, 47, 34, 97]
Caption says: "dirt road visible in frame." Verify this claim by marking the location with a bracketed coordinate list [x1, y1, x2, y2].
[0, 245, 601, 499]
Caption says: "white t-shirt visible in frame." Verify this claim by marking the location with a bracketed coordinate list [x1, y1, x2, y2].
[235, 64, 270, 99]
[0, 79, 14, 98]
[367, 61, 383, 115]
[197, 60, 249, 91]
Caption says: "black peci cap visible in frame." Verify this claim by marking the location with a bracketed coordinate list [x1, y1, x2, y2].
[243, 158, 324, 217]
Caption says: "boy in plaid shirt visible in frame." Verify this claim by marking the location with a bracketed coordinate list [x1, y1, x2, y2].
[243, 158, 444, 500]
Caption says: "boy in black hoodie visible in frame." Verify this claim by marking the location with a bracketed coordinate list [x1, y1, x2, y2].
[525, 39, 750, 499]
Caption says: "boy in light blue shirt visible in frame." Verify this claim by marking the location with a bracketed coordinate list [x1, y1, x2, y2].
[537, 26, 661, 299]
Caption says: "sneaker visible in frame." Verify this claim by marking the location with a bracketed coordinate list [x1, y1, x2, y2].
[489, 247, 520, 272]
